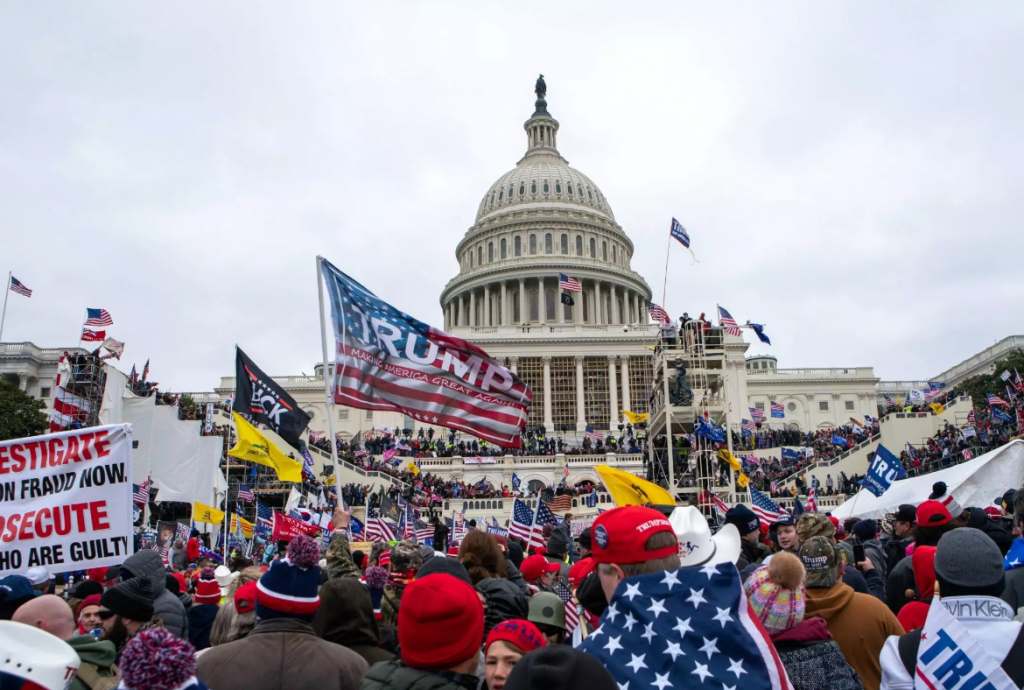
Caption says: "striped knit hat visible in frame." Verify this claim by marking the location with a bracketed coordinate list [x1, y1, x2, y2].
[743, 552, 806, 633]
[256, 535, 322, 621]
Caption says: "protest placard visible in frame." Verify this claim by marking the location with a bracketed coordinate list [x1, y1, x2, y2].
[0, 424, 134, 574]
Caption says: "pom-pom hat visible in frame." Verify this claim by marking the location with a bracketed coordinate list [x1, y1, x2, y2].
[0, 620, 80, 690]
[591, 506, 677, 565]
[743, 552, 806, 633]
[120, 627, 210, 690]
[194, 567, 221, 605]
[256, 535, 322, 621]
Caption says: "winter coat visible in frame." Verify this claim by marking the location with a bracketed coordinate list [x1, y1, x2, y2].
[325, 531, 363, 581]
[187, 603, 219, 651]
[67, 635, 118, 690]
[507, 540, 524, 568]
[359, 660, 471, 690]
[804, 582, 904, 690]
[432, 524, 450, 552]
[886, 556, 915, 615]
[503, 558, 531, 598]
[476, 577, 529, 640]
[883, 537, 913, 575]
[197, 618, 368, 690]
[187, 538, 200, 562]
[120, 550, 188, 639]
[313, 577, 394, 667]
[838, 539, 888, 581]
[170, 547, 188, 571]
[736, 539, 769, 572]
[967, 509, 1013, 555]
[770, 617, 863, 690]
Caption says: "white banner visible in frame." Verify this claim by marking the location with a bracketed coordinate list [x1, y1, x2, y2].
[909, 389, 925, 402]
[915, 597, 1015, 690]
[0, 424, 134, 575]
[204, 403, 215, 434]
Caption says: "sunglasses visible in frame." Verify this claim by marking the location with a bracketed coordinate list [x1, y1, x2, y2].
[97, 609, 117, 620]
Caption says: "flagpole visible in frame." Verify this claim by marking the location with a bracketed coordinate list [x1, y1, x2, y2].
[0, 272, 10, 343]
[661, 234, 672, 310]
[316, 256, 345, 503]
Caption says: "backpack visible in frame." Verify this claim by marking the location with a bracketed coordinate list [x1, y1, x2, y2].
[898, 627, 1024, 687]
[75, 661, 121, 690]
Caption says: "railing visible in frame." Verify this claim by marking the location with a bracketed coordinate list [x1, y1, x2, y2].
[748, 367, 876, 378]
[455, 323, 660, 336]
[442, 255, 651, 292]
[777, 432, 879, 486]
[932, 336, 1024, 385]
[0, 343, 88, 358]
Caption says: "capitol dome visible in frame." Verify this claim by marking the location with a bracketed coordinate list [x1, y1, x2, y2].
[475, 156, 615, 222]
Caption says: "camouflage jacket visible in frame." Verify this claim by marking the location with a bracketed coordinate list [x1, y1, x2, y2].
[324, 531, 362, 581]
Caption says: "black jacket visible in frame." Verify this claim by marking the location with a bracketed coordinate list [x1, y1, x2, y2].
[432, 524, 450, 552]
[476, 577, 529, 640]
[883, 537, 913, 575]
[736, 539, 769, 572]
[886, 555, 915, 614]
[360, 661, 474, 690]
[187, 603, 218, 651]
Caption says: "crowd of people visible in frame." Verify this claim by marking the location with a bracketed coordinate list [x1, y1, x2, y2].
[6, 474, 1024, 690]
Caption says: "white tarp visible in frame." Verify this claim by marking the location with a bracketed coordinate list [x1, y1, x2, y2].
[0, 425, 134, 574]
[123, 398, 226, 507]
[831, 440, 1024, 521]
[97, 366, 135, 426]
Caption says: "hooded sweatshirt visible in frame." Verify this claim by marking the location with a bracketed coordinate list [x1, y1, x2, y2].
[313, 577, 393, 667]
[804, 582, 904, 690]
[120, 549, 188, 638]
[67, 635, 118, 690]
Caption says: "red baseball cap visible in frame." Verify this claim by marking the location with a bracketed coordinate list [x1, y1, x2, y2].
[568, 557, 596, 586]
[916, 500, 952, 527]
[520, 554, 561, 582]
[591, 506, 678, 565]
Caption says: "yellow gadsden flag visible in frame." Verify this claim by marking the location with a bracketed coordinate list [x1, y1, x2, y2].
[228, 412, 304, 482]
[929, 402, 945, 415]
[595, 465, 676, 507]
[230, 514, 254, 539]
[622, 410, 649, 425]
[717, 448, 743, 473]
[193, 501, 225, 525]
[406, 460, 421, 476]
[737, 473, 751, 488]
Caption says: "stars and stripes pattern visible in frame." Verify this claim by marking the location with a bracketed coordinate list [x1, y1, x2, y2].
[84, 308, 113, 327]
[366, 510, 397, 543]
[578, 564, 791, 690]
[255, 502, 274, 537]
[648, 302, 670, 324]
[699, 490, 729, 519]
[50, 387, 91, 432]
[770, 401, 785, 418]
[986, 393, 1009, 408]
[531, 500, 559, 550]
[749, 486, 785, 525]
[805, 480, 818, 513]
[968, 409, 977, 425]
[749, 406, 765, 421]
[741, 419, 756, 433]
[544, 494, 573, 513]
[585, 425, 604, 441]
[558, 273, 582, 292]
[9, 276, 32, 297]
[320, 258, 531, 449]
[132, 479, 151, 506]
[237, 484, 255, 503]
[556, 581, 581, 635]
[509, 498, 537, 545]
[717, 306, 742, 337]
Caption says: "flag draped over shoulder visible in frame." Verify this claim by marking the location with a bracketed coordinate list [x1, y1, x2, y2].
[234, 347, 311, 449]
[595, 465, 676, 507]
[319, 258, 531, 448]
[578, 564, 790, 690]
[228, 412, 304, 482]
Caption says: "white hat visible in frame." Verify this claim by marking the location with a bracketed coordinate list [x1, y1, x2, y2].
[668, 506, 741, 568]
[0, 620, 80, 690]
[24, 566, 52, 586]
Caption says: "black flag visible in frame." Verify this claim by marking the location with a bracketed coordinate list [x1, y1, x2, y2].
[560, 293, 575, 306]
[233, 347, 311, 449]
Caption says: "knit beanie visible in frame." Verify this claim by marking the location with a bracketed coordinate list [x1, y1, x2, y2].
[929, 482, 963, 518]
[743, 552, 806, 633]
[120, 627, 210, 690]
[70, 579, 104, 600]
[256, 535, 322, 621]
[81, 594, 102, 610]
[398, 573, 484, 670]
[485, 619, 548, 655]
[504, 645, 618, 690]
[934, 527, 1005, 595]
[100, 575, 155, 622]
[417, 555, 473, 586]
[911, 546, 938, 602]
[853, 519, 877, 542]
[194, 567, 221, 605]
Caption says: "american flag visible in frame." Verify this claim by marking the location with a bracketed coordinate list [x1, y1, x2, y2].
[531, 501, 559, 550]
[647, 302, 670, 324]
[354, 448, 367, 458]
[366, 510, 397, 543]
[987, 393, 1009, 408]
[578, 564, 791, 690]
[963, 449, 973, 460]
[556, 581, 580, 635]
[717, 305, 742, 337]
[699, 490, 728, 519]
[749, 486, 784, 525]
[585, 425, 604, 441]
[319, 258, 531, 448]
[255, 502, 274, 537]
[544, 494, 573, 513]
[237, 484, 255, 503]
[50, 387, 91, 432]
[749, 406, 765, 421]
[132, 479, 151, 506]
[924, 388, 944, 400]
[9, 276, 32, 297]
[805, 480, 818, 513]
[558, 273, 582, 292]
[741, 419, 756, 433]
[81, 328, 106, 342]
[770, 401, 785, 418]
[669, 217, 690, 248]
[770, 479, 778, 493]
[395, 439, 411, 451]
[968, 409, 977, 425]
[509, 498, 537, 545]
[415, 521, 434, 542]
[884, 395, 894, 405]
[84, 308, 114, 327]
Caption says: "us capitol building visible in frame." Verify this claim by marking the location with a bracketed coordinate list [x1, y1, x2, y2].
[4, 78, 1021, 489]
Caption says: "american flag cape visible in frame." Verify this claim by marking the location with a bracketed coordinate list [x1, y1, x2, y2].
[578, 564, 791, 690]
[319, 258, 531, 448]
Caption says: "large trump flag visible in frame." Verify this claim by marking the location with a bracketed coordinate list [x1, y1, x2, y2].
[319, 257, 531, 448]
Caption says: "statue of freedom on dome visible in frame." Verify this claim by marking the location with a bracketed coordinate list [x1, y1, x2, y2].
[535, 74, 546, 100]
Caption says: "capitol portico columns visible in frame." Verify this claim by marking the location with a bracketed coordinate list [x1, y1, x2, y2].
[484, 285, 491, 326]
[595, 282, 603, 325]
[500, 281, 507, 326]
[538, 277, 546, 325]
[509, 356, 518, 375]
[470, 291, 477, 327]
[575, 355, 586, 431]
[621, 355, 631, 413]
[518, 278, 526, 325]
[557, 284, 565, 324]
[610, 284, 619, 324]
[608, 355, 619, 428]
[460, 295, 467, 326]
[542, 355, 553, 431]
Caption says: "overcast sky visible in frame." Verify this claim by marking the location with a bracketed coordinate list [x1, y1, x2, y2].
[2, 2, 1022, 391]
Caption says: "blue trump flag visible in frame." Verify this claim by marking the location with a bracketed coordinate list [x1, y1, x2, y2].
[831, 434, 848, 448]
[860, 444, 907, 497]
[992, 407, 1014, 424]
[746, 322, 771, 345]
[781, 447, 802, 463]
